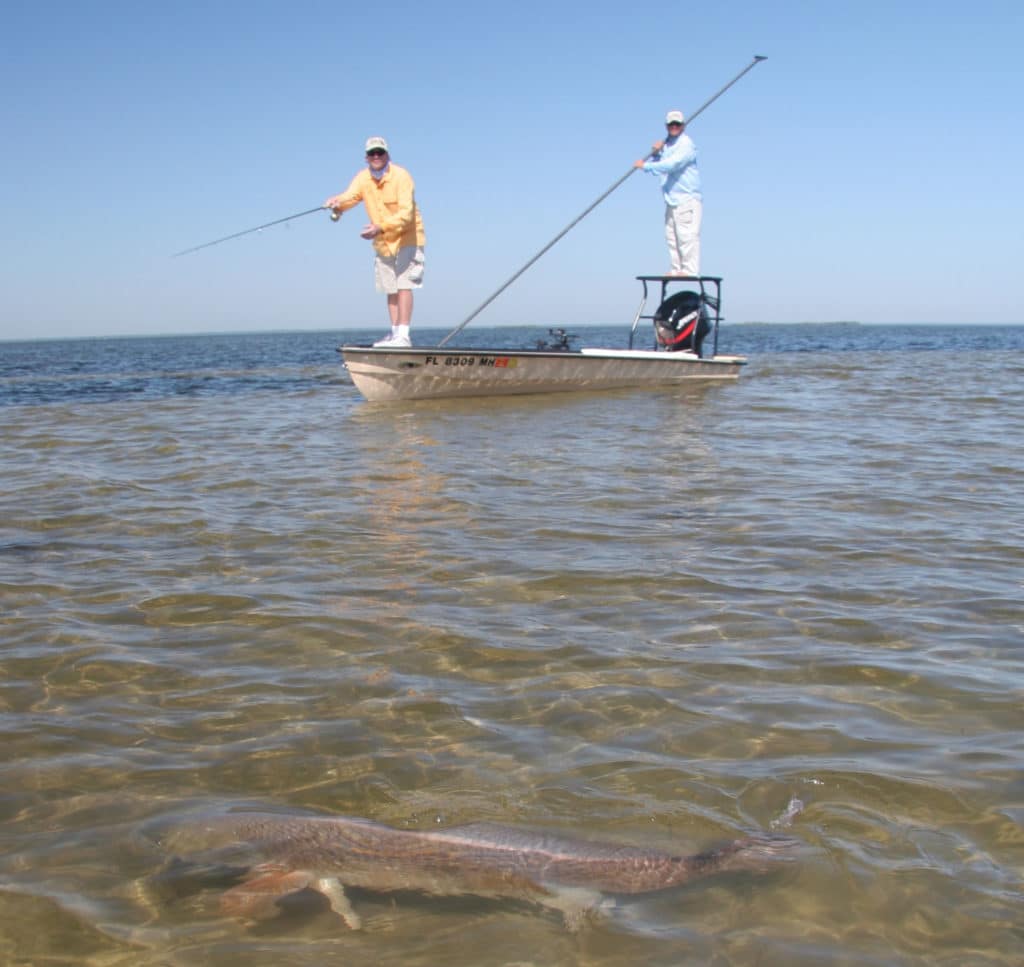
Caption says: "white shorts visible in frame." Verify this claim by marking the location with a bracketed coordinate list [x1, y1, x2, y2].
[375, 246, 425, 294]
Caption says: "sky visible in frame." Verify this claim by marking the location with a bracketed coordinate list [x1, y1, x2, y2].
[2, 0, 1022, 340]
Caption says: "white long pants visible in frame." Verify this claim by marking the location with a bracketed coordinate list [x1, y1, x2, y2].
[664, 197, 703, 275]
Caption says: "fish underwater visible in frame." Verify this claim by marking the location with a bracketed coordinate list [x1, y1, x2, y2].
[146, 805, 801, 931]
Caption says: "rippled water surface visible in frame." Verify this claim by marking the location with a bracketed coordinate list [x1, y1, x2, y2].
[1, 324, 1022, 965]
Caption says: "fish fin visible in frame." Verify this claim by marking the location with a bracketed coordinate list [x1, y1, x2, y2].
[219, 865, 315, 920]
[148, 856, 251, 900]
[313, 877, 361, 930]
[538, 884, 604, 933]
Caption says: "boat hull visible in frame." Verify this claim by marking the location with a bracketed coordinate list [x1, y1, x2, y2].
[340, 346, 746, 402]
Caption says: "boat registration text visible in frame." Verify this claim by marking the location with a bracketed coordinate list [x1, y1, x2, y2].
[422, 356, 518, 369]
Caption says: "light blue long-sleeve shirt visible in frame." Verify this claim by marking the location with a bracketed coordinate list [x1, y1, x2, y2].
[642, 133, 702, 206]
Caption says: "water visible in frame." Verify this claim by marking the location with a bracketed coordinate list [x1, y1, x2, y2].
[1, 323, 1022, 965]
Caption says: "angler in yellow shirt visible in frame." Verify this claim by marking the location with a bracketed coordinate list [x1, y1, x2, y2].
[325, 136, 426, 348]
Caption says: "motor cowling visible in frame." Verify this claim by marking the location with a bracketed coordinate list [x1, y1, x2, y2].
[654, 290, 711, 355]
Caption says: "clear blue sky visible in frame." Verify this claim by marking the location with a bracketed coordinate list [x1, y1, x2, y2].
[2, 0, 1022, 340]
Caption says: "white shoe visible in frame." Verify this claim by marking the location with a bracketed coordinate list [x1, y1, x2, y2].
[372, 333, 412, 348]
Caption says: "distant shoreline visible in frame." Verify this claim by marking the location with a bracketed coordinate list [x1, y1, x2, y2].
[5, 320, 1024, 345]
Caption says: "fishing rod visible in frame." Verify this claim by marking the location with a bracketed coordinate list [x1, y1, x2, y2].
[437, 54, 767, 348]
[172, 206, 329, 258]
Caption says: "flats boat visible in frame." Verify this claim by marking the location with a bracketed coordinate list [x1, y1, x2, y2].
[339, 276, 746, 403]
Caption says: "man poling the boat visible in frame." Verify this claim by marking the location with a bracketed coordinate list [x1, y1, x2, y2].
[435, 56, 767, 349]
[634, 110, 703, 278]
[324, 137, 427, 349]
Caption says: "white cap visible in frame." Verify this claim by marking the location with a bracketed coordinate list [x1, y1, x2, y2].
[364, 136, 389, 153]
[665, 110, 685, 125]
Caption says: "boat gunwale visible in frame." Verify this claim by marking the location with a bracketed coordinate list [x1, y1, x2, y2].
[338, 345, 746, 365]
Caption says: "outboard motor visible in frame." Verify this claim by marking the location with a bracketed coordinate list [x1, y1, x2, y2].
[653, 290, 711, 355]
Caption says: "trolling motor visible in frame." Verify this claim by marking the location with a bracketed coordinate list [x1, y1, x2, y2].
[534, 328, 577, 351]
[653, 290, 711, 355]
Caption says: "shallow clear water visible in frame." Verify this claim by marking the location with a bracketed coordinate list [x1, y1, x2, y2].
[1, 324, 1022, 965]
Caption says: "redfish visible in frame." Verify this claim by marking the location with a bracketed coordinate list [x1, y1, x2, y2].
[150, 807, 798, 930]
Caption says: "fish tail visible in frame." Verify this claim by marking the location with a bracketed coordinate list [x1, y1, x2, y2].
[770, 796, 805, 830]
[714, 834, 801, 875]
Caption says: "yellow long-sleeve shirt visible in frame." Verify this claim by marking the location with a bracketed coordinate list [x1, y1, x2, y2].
[332, 163, 426, 258]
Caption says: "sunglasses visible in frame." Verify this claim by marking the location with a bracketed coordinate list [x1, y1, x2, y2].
[666, 121, 683, 127]
[366, 149, 388, 157]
